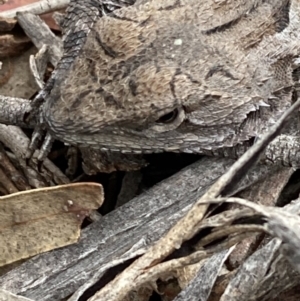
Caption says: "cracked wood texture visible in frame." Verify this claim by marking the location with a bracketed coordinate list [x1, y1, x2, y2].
[41, 0, 299, 156]
[0, 157, 281, 300]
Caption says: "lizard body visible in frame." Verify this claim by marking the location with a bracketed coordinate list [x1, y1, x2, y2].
[41, 0, 300, 155]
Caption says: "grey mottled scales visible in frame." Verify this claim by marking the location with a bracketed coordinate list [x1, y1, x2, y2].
[37, 0, 136, 100]
[42, 0, 300, 155]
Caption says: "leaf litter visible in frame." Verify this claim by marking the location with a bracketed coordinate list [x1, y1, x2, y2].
[1, 1, 300, 301]
[0, 182, 103, 266]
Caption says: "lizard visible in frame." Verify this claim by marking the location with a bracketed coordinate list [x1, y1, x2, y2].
[28, 0, 300, 167]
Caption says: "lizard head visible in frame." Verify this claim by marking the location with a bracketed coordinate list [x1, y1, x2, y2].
[42, 0, 296, 154]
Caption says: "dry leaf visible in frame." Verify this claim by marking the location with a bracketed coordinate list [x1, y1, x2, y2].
[0, 182, 103, 266]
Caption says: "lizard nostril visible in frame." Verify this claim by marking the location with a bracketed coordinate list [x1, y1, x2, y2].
[156, 109, 179, 124]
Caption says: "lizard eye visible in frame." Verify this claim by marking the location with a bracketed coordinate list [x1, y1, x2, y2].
[156, 109, 179, 124]
[146, 107, 185, 134]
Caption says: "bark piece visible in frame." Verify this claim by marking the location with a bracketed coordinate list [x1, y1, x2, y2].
[0, 157, 281, 300]
[0, 289, 34, 301]
[0, 0, 70, 19]
[174, 249, 233, 301]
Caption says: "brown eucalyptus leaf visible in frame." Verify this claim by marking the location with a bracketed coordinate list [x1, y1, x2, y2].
[0, 182, 103, 266]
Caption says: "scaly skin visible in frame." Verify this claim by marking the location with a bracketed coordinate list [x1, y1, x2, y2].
[36, 0, 300, 168]
[27, 0, 136, 161]
[40, 0, 136, 100]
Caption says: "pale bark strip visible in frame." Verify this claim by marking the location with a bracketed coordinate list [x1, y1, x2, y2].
[29, 45, 50, 89]
[17, 12, 63, 67]
[174, 248, 234, 301]
[0, 0, 70, 19]
[0, 289, 35, 301]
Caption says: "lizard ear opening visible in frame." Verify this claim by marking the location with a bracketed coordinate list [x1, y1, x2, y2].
[146, 107, 185, 134]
